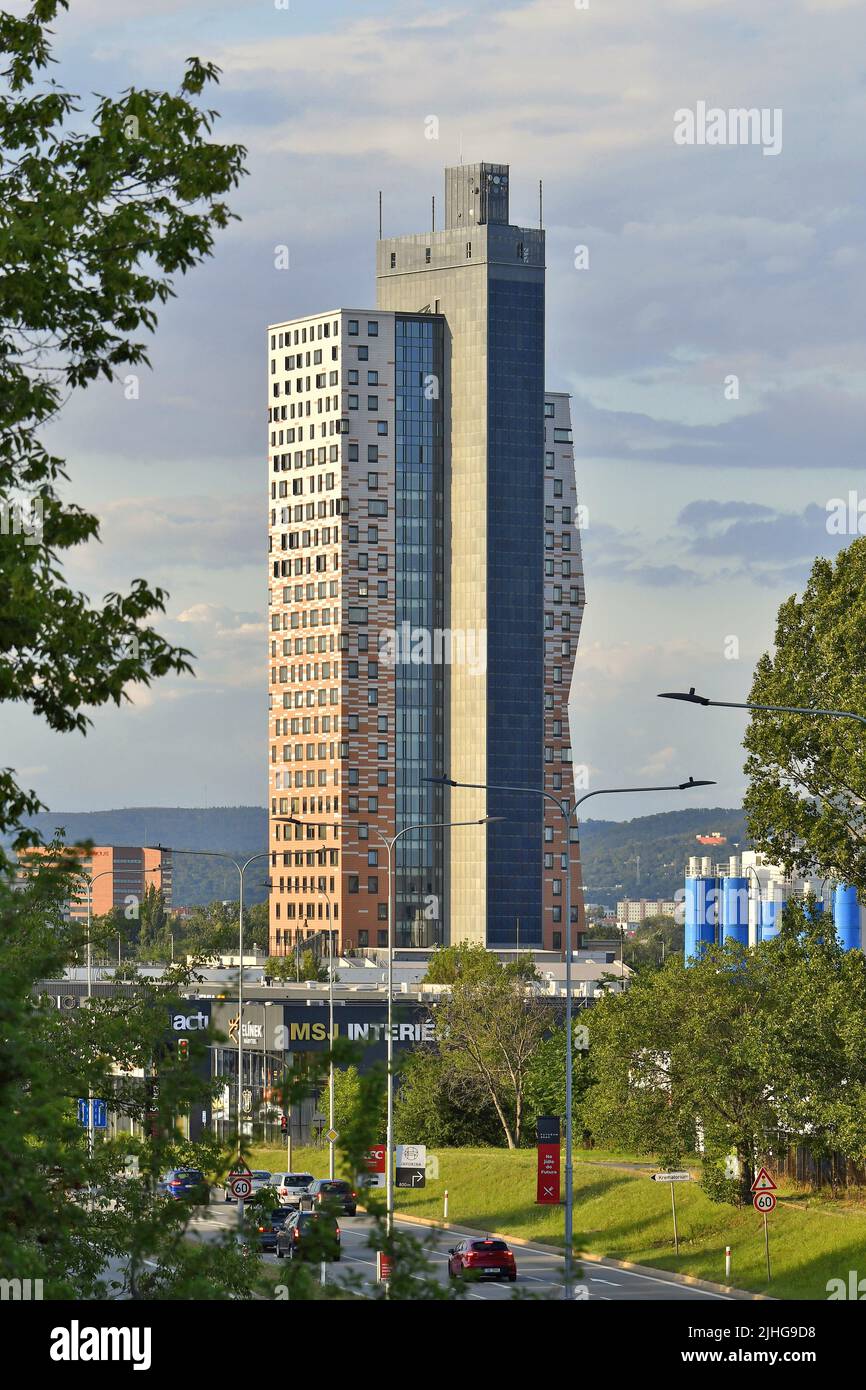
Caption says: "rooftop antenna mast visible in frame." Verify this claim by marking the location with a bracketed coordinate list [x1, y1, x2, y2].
[432, 194, 435, 232]
[378, 190, 382, 240]
[539, 179, 543, 229]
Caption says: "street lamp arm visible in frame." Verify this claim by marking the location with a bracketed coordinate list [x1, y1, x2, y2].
[658, 690, 866, 726]
[425, 774, 564, 814]
[573, 778, 716, 815]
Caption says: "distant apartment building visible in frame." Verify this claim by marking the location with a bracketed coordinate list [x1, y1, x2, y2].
[267, 161, 586, 957]
[616, 897, 678, 926]
[17, 845, 172, 921]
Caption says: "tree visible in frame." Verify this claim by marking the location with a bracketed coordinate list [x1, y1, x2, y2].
[394, 1048, 503, 1148]
[743, 538, 866, 891]
[524, 1022, 594, 1138]
[425, 941, 538, 984]
[0, 1, 248, 1296]
[435, 974, 553, 1148]
[138, 882, 168, 959]
[0, 1, 246, 865]
[583, 908, 866, 1203]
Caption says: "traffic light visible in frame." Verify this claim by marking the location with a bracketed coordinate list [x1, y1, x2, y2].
[177, 1038, 189, 1062]
[280, 1114, 288, 1134]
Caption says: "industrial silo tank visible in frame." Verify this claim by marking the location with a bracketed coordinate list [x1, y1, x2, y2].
[720, 877, 749, 946]
[684, 876, 717, 963]
[758, 899, 785, 942]
[833, 884, 862, 952]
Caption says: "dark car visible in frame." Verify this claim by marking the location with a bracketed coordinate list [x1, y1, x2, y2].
[448, 1237, 517, 1282]
[275, 1210, 341, 1261]
[157, 1168, 208, 1202]
[253, 1208, 289, 1253]
[300, 1178, 357, 1216]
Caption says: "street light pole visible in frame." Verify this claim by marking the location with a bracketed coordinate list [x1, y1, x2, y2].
[370, 816, 496, 1238]
[430, 773, 715, 1298]
[277, 813, 496, 1233]
[69, 867, 113, 1164]
[150, 846, 270, 1161]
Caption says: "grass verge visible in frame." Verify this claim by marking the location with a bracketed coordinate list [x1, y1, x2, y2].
[247, 1143, 861, 1299]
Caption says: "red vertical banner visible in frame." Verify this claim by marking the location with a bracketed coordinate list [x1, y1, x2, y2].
[536, 1116, 561, 1204]
[363, 1144, 387, 1189]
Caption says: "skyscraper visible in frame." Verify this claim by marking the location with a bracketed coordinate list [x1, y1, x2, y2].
[267, 163, 584, 958]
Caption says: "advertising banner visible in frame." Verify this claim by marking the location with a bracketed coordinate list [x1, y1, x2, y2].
[536, 1114, 561, 1205]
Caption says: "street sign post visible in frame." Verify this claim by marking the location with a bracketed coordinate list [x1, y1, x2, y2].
[651, 1171, 692, 1255]
[396, 1144, 426, 1188]
[92, 1099, 107, 1129]
[750, 1168, 776, 1281]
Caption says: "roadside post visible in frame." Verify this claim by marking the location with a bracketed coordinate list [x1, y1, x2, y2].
[228, 1161, 253, 1239]
[751, 1168, 777, 1282]
[725, 1245, 732, 1282]
[443, 1188, 449, 1221]
[651, 1171, 692, 1256]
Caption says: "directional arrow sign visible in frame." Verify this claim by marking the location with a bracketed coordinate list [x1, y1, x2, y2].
[651, 1172, 692, 1182]
[396, 1167, 425, 1189]
[750, 1167, 777, 1193]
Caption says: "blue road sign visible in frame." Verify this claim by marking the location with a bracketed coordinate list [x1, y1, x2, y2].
[78, 1099, 108, 1127]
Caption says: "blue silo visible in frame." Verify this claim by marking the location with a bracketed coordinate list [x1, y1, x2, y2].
[685, 876, 718, 963]
[759, 899, 785, 942]
[720, 877, 749, 946]
[833, 884, 861, 952]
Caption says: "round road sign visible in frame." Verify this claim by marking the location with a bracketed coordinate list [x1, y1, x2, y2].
[753, 1191, 776, 1213]
[230, 1174, 253, 1200]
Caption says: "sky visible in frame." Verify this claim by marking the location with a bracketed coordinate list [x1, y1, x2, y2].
[7, 0, 866, 821]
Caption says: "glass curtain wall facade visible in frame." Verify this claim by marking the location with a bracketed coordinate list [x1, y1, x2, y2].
[393, 314, 445, 946]
[486, 276, 545, 946]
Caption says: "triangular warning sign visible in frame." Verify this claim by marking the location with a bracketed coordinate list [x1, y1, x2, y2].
[229, 1159, 252, 1177]
[750, 1166, 777, 1193]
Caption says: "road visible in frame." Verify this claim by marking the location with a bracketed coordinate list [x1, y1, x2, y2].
[203, 1203, 731, 1301]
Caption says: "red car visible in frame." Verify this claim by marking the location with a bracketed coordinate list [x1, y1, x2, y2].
[447, 1237, 517, 1282]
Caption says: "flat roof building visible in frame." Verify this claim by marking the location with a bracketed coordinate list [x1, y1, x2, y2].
[267, 162, 585, 957]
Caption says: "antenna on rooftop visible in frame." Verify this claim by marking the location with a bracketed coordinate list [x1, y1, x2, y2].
[378, 190, 382, 240]
[539, 179, 543, 229]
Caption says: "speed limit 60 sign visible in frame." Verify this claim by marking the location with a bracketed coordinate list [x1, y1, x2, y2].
[230, 1174, 252, 1199]
[753, 1191, 776, 1213]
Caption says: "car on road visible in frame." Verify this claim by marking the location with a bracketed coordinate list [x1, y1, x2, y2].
[222, 1170, 274, 1202]
[253, 1208, 290, 1253]
[275, 1210, 341, 1261]
[300, 1178, 357, 1216]
[272, 1172, 315, 1208]
[157, 1168, 209, 1202]
[447, 1237, 517, 1282]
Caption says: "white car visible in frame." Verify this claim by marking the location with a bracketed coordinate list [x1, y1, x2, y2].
[273, 1172, 315, 1208]
[222, 1170, 274, 1202]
